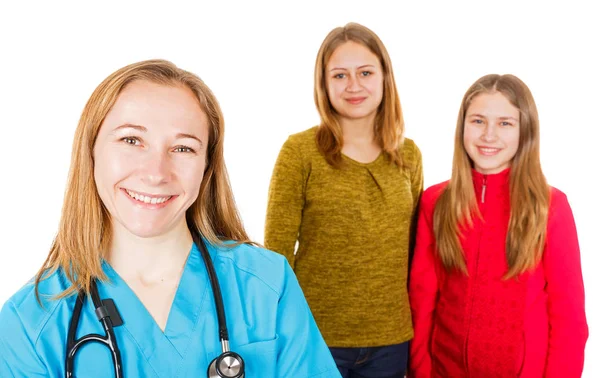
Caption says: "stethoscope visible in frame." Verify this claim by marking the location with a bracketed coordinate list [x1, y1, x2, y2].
[65, 231, 245, 378]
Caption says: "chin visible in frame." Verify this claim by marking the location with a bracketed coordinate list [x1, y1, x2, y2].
[343, 110, 376, 120]
[121, 221, 173, 239]
[476, 165, 507, 174]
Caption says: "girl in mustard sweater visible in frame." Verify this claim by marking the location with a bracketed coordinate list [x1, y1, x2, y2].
[265, 22, 423, 377]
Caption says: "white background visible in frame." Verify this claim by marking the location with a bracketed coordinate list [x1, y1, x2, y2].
[0, 0, 597, 375]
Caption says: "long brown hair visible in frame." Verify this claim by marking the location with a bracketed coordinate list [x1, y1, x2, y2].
[433, 74, 550, 278]
[35, 59, 250, 302]
[314, 22, 404, 168]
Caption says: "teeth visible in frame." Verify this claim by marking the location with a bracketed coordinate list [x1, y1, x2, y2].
[480, 147, 499, 153]
[125, 189, 171, 204]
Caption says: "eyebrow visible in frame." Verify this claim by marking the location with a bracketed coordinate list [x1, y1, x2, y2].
[176, 133, 204, 146]
[114, 123, 147, 132]
[329, 64, 376, 72]
[499, 116, 519, 121]
[113, 123, 203, 145]
[467, 114, 519, 121]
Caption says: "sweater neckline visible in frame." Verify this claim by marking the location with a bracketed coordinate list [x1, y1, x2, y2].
[342, 151, 385, 167]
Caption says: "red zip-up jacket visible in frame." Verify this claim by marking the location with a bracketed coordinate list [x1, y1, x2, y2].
[409, 169, 588, 377]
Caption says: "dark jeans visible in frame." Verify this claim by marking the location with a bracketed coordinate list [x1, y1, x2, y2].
[329, 342, 409, 378]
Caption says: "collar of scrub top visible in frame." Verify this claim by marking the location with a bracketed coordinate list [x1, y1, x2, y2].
[65, 231, 244, 378]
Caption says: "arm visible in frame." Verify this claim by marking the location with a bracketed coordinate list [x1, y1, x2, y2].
[408, 195, 439, 378]
[408, 143, 424, 262]
[0, 301, 48, 377]
[410, 144, 424, 210]
[543, 191, 588, 378]
[264, 136, 306, 269]
[275, 261, 341, 378]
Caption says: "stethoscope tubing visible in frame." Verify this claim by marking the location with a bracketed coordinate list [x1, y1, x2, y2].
[65, 280, 123, 378]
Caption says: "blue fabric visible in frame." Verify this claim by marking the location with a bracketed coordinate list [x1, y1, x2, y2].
[329, 342, 409, 378]
[0, 242, 341, 377]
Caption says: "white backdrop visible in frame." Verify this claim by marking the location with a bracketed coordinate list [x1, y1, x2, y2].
[0, 1, 598, 375]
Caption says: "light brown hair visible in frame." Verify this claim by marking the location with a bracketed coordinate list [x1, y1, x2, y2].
[314, 22, 404, 168]
[433, 74, 550, 278]
[35, 59, 250, 301]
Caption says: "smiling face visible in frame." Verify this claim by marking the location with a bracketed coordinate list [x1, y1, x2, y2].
[93, 80, 209, 238]
[463, 91, 521, 174]
[325, 41, 384, 123]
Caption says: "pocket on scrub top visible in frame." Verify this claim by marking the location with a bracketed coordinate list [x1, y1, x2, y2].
[233, 336, 278, 376]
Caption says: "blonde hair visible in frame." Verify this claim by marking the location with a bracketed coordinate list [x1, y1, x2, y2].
[433, 74, 550, 278]
[35, 59, 250, 302]
[314, 22, 404, 168]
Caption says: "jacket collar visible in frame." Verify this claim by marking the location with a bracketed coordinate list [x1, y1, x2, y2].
[472, 167, 511, 203]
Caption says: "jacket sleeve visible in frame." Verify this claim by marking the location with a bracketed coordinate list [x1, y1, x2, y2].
[408, 192, 439, 377]
[543, 190, 588, 377]
[264, 136, 306, 269]
[0, 300, 48, 377]
[275, 261, 341, 377]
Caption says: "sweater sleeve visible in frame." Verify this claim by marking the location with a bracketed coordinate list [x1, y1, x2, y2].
[410, 143, 424, 210]
[264, 136, 307, 269]
[406, 140, 424, 262]
[408, 191, 439, 377]
[543, 190, 588, 378]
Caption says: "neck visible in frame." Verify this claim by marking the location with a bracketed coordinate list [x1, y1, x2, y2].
[339, 115, 376, 144]
[107, 219, 193, 285]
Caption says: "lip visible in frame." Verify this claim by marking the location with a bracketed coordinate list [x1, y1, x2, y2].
[477, 146, 502, 156]
[345, 97, 366, 105]
[120, 188, 178, 209]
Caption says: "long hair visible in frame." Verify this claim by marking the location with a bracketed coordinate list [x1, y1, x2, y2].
[433, 74, 549, 278]
[35, 59, 250, 302]
[314, 22, 404, 168]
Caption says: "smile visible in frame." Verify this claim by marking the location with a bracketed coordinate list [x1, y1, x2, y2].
[124, 189, 173, 204]
[346, 97, 366, 105]
[478, 147, 501, 155]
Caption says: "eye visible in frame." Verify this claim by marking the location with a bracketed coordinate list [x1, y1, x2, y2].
[472, 119, 484, 124]
[500, 121, 513, 126]
[361, 71, 372, 77]
[121, 136, 141, 145]
[173, 146, 195, 153]
[333, 73, 345, 79]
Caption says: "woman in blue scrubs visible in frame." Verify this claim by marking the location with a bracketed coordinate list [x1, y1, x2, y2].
[0, 59, 340, 378]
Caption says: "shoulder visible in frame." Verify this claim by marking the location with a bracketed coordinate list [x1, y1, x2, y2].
[421, 181, 449, 207]
[401, 138, 421, 160]
[274, 127, 321, 174]
[287, 126, 318, 144]
[548, 186, 573, 224]
[549, 186, 569, 208]
[212, 242, 291, 297]
[399, 137, 422, 171]
[283, 126, 318, 153]
[0, 270, 69, 347]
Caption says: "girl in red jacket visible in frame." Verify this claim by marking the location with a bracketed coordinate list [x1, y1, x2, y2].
[409, 74, 588, 377]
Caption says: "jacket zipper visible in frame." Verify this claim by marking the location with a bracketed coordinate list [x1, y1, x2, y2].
[465, 174, 488, 374]
[481, 175, 487, 204]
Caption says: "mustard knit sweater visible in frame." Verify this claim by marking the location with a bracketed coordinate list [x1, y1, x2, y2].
[265, 127, 423, 347]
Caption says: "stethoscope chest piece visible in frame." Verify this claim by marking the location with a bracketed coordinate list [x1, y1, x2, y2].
[208, 351, 244, 378]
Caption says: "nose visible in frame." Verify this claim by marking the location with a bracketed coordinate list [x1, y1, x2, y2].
[481, 123, 498, 142]
[346, 73, 362, 92]
[140, 149, 172, 186]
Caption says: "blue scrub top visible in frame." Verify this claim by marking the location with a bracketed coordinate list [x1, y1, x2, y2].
[0, 241, 341, 377]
